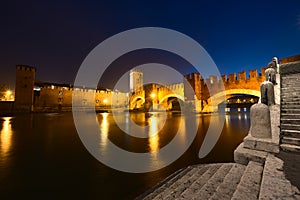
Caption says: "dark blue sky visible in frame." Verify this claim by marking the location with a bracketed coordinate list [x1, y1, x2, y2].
[1, 0, 300, 89]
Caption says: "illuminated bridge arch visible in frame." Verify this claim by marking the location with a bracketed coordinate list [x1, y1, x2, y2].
[129, 95, 145, 110]
[203, 89, 260, 112]
[159, 94, 185, 104]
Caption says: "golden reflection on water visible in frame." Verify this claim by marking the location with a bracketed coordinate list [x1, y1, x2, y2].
[0, 117, 13, 158]
[176, 115, 187, 146]
[225, 114, 230, 126]
[99, 113, 109, 146]
[148, 116, 159, 152]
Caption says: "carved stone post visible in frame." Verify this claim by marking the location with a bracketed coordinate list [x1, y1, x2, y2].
[249, 103, 272, 138]
[260, 81, 275, 106]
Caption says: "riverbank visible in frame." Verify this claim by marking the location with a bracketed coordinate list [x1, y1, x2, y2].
[138, 153, 300, 199]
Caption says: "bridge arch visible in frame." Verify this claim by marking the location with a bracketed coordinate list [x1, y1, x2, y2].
[129, 95, 145, 110]
[159, 94, 185, 104]
[203, 89, 260, 112]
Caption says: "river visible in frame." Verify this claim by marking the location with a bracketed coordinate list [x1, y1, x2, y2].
[0, 111, 249, 199]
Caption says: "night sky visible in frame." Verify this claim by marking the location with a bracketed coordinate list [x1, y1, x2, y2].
[1, 0, 300, 90]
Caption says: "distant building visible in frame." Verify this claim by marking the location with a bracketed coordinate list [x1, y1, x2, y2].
[13, 65, 129, 112]
[129, 69, 143, 92]
[14, 65, 36, 111]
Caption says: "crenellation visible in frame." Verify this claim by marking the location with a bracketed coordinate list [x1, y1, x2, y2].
[238, 71, 246, 81]
[228, 73, 237, 83]
[221, 75, 227, 83]
[249, 69, 258, 79]
[16, 65, 37, 72]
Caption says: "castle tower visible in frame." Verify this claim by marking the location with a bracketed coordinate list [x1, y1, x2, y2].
[184, 72, 206, 112]
[184, 72, 204, 100]
[14, 65, 36, 112]
[129, 69, 143, 92]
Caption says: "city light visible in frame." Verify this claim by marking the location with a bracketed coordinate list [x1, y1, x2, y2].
[103, 99, 108, 104]
[6, 90, 11, 96]
[2, 90, 14, 101]
[151, 93, 156, 99]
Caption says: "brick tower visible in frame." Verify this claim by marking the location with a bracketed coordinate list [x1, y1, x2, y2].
[14, 65, 36, 112]
[184, 72, 206, 111]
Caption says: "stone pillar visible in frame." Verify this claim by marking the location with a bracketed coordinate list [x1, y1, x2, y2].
[260, 81, 275, 106]
[274, 73, 280, 105]
[249, 103, 272, 138]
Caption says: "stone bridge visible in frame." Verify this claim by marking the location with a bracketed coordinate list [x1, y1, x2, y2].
[130, 68, 266, 112]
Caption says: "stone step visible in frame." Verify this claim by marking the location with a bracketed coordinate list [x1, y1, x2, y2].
[282, 76, 300, 80]
[281, 81, 300, 85]
[281, 83, 300, 90]
[281, 88, 300, 92]
[234, 143, 268, 165]
[281, 123, 300, 131]
[281, 89, 300, 92]
[193, 164, 233, 200]
[163, 165, 210, 200]
[281, 129, 300, 138]
[282, 84, 300, 88]
[281, 82, 300, 85]
[282, 136, 300, 146]
[180, 164, 221, 199]
[259, 154, 298, 199]
[152, 167, 200, 200]
[281, 87, 300, 91]
[282, 75, 300, 78]
[281, 79, 300, 83]
[280, 143, 300, 153]
[281, 94, 300, 99]
[281, 113, 300, 119]
[282, 80, 300, 83]
[231, 161, 264, 200]
[281, 97, 300, 101]
[281, 118, 300, 124]
[282, 75, 300, 80]
[281, 109, 300, 114]
[281, 104, 300, 109]
[281, 79, 300, 82]
[281, 101, 300, 105]
[281, 90, 300, 94]
[281, 94, 300, 98]
[282, 72, 300, 75]
[142, 167, 193, 200]
[209, 164, 246, 200]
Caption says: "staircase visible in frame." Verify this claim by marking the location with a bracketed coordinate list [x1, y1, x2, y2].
[280, 64, 300, 153]
[140, 158, 299, 200]
[141, 162, 264, 200]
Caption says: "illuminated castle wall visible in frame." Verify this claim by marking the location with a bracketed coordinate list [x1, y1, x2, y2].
[14, 65, 128, 112]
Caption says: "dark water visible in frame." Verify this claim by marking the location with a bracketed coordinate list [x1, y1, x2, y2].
[0, 112, 249, 199]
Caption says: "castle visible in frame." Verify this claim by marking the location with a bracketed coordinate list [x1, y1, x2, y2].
[0, 62, 275, 114]
[14, 65, 129, 112]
